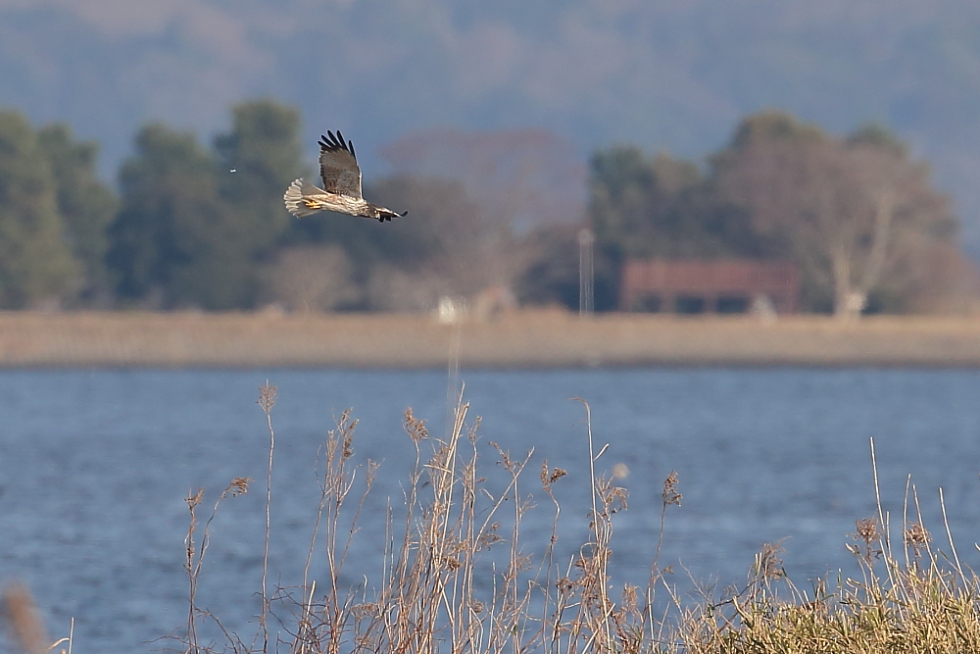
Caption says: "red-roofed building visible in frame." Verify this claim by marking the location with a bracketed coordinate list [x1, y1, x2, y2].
[619, 259, 799, 314]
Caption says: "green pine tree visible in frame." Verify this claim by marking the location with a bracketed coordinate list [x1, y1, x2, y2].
[0, 110, 77, 308]
[108, 123, 247, 309]
[214, 99, 308, 249]
[36, 123, 118, 304]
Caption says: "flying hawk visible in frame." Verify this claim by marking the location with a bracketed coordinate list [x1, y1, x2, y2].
[283, 130, 407, 222]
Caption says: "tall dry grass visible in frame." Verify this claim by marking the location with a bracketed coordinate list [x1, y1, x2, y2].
[177, 384, 682, 654]
[171, 386, 980, 654]
[4, 383, 980, 654]
[668, 440, 980, 654]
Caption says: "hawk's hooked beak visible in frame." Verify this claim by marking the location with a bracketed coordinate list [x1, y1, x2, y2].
[377, 209, 407, 223]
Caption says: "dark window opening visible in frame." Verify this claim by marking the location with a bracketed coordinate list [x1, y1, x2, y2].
[674, 296, 706, 314]
[717, 296, 749, 314]
[632, 295, 663, 312]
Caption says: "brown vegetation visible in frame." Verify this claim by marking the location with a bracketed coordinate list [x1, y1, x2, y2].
[1, 583, 50, 654]
[173, 387, 980, 654]
[4, 310, 980, 368]
[7, 386, 980, 654]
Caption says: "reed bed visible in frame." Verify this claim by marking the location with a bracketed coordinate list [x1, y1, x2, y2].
[4, 310, 980, 367]
[169, 384, 980, 654]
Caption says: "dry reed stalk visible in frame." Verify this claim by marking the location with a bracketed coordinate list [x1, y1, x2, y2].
[170, 387, 980, 654]
[257, 380, 277, 654]
[299, 408, 376, 654]
[173, 389, 657, 654]
[184, 478, 251, 654]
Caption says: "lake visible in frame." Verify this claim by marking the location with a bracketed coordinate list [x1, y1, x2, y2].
[2, 368, 979, 654]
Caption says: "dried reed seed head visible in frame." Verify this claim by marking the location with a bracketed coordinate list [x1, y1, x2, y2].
[334, 410, 358, 460]
[430, 445, 452, 469]
[512, 554, 533, 574]
[595, 475, 628, 513]
[257, 381, 277, 413]
[403, 407, 427, 442]
[351, 602, 380, 620]
[186, 488, 204, 509]
[662, 470, 682, 507]
[904, 522, 931, 550]
[621, 584, 639, 612]
[603, 485, 629, 513]
[478, 524, 502, 550]
[228, 477, 252, 496]
[754, 541, 786, 581]
[440, 555, 462, 571]
[540, 462, 567, 487]
[846, 518, 882, 563]
[491, 442, 513, 470]
[853, 517, 880, 546]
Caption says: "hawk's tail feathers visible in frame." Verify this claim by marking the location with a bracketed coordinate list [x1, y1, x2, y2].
[283, 178, 324, 218]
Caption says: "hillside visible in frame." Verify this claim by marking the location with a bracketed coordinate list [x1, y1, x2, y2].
[3, 0, 980, 250]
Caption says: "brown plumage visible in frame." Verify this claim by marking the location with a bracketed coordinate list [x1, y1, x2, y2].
[283, 130, 407, 222]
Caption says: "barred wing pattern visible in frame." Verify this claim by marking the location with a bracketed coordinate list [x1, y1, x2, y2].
[319, 130, 363, 199]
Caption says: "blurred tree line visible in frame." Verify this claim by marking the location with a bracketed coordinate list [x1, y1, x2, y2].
[524, 111, 968, 316]
[0, 102, 969, 314]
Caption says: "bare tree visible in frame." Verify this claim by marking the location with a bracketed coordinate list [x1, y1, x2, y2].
[718, 132, 954, 317]
[258, 245, 358, 312]
[382, 127, 586, 233]
[365, 176, 501, 310]
[381, 128, 587, 299]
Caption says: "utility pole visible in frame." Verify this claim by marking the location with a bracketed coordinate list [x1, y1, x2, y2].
[578, 228, 594, 316]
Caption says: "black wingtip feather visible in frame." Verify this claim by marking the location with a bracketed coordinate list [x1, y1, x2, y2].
[319, 130, 355, 158]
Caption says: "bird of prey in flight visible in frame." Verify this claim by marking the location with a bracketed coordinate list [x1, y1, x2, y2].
[284, 130, 407, 222]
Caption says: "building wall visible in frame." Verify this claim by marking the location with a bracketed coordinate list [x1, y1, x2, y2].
[619, 259, 800, 314]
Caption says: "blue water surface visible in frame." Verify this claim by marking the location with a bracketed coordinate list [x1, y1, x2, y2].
[1, 368, 979, 653]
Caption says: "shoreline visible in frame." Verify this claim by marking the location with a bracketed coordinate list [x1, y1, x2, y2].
[1, 310, 980, 369]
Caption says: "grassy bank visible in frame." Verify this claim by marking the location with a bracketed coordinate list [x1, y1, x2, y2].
[2, 310, 980, 368]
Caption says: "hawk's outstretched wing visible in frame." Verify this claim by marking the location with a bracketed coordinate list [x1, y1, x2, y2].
[318, 130, 362, 200]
